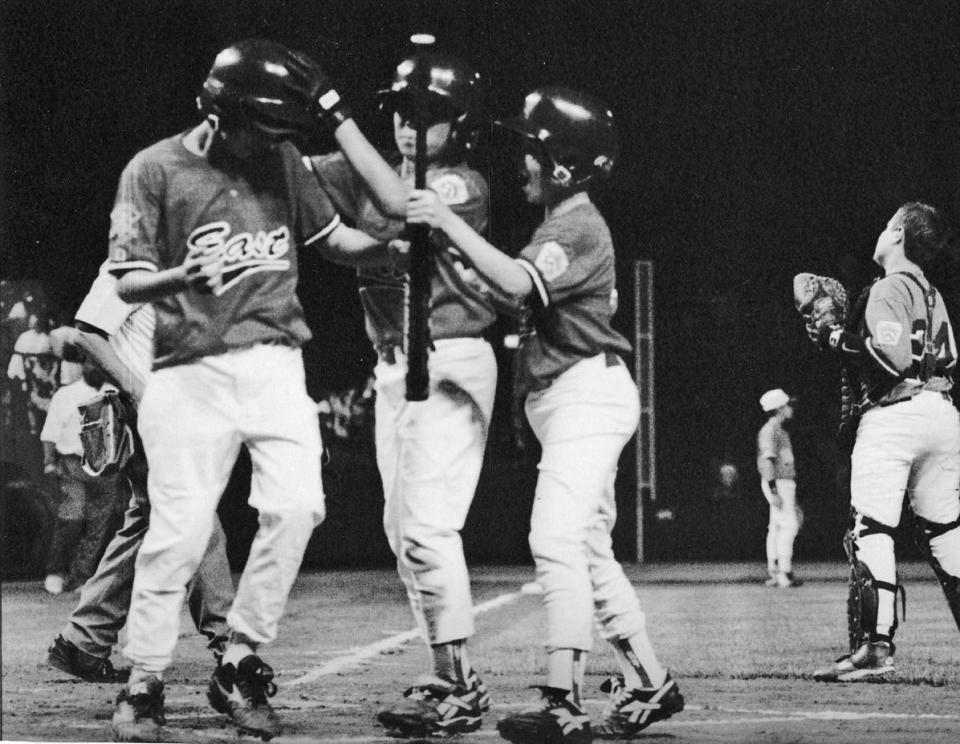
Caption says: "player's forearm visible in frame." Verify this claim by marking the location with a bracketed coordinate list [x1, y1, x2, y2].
[319, 225, 395, 269]
[117, 267, 191, 303]
[820, 327, 900, 380]
[75, 328, 145, 403]
[334, 120, 408, 218]
[437, 211, 533, 297]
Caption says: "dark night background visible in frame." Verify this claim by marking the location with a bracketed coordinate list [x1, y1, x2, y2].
[4, 0, 960, 568]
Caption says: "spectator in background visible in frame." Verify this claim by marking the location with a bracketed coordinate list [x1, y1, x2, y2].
[40, 357, 124, 594]
[49, 313, 84, 386]
[7, 311, 57, 435]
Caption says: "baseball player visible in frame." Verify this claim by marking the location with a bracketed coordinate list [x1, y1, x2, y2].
[308, 51, 500, 736]
[104, 40, 400, 742]
[756, 388, 803, 588]
[405, 87, 683, 743]
[812, 202, 960, 681]
[46, 260, 235, 684]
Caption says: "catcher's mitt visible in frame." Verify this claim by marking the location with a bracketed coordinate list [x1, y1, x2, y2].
[793, 273, 848, 343]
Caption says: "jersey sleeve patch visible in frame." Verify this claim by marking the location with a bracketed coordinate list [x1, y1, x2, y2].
[430, 173, 470, 206]
[874, 320, 903, 346]
[109, 203, 142, 249]
[533, 241, 570, 282]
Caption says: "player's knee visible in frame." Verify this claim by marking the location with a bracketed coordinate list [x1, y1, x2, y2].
[529, 525, 582, 563]
[929, 527, 960, 577]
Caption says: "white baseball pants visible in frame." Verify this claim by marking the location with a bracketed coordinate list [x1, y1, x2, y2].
[524, 353, 644, 651]
[125, 344, 324, 672]
[375, 337, 497, 644]
[760, 478, 799, 574]
[850, 390, 960, 632]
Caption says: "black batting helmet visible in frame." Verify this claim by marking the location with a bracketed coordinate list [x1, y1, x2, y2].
[496, 86, 618, 188]
[197, 39, 321, 139]
[377, 51, 483, 150]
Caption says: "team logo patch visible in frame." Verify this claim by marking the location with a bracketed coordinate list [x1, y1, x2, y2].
[534, 241, 570, 282]
[109, 202, 142, 246]
[430, 173, 469, 206]
[874, 320, 903, 346]
[187, 220, 292, 296]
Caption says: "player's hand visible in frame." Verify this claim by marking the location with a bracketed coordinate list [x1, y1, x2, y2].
[183, 251, 224, 295]
[304, 62, 352, 130]
[406, 189, 452, 230]
[387, 238, 411, 271]
[43, 462, 60, 477]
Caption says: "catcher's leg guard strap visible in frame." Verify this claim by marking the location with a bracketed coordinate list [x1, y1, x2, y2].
[913, 513, 960, 632]
[845, 514, 905, 651]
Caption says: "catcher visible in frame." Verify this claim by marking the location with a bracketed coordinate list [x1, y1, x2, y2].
[795, 202, 960, 682]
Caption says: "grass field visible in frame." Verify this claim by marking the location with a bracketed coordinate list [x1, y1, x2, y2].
[3, 561, 960, 743]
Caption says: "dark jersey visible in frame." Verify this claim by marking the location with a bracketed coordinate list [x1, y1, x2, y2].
[310, 151, 497, 350]
[514, 200, 631, 395]
[108, 134, 340, 369]
[855, 272, 956, 407]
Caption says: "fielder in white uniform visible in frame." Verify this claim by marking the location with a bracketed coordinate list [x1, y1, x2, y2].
[813, 202, 960, 681]
[757, 388, 802, 588]
[104, 40, 398, 742]
[405, 87, 683, 744]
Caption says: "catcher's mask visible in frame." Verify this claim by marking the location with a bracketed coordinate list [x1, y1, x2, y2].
[496, 86, 618, 189]
[197, 39, 322, 143]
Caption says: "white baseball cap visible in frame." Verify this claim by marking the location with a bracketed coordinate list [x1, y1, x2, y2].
[759, 388, 791, 412]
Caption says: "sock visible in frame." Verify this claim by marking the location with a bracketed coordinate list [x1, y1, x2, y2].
[546, 649, 586, 706]
[128, 665, 161, 685]
[612, 634, 667, 689]
[431, 639, 469, 686]
[222, 632, 257, 667]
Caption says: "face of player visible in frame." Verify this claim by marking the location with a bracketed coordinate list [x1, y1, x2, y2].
[393, 111, 455, 162]
[218, 118, 285, 159]
[873, 209, 905, 268]
[517, 140, 568, 207]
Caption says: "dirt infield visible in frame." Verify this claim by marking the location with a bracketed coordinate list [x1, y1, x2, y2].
[3, 562, 960, 743]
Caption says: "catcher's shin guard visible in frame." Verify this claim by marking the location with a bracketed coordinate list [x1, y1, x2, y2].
[913, 513, 960, 632]
[843, 518, 905, 651]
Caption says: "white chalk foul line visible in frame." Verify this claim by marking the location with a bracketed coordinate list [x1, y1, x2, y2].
[285, 591, 521, 687]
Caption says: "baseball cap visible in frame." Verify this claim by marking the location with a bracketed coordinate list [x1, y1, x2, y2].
[759, 388, 791, 412]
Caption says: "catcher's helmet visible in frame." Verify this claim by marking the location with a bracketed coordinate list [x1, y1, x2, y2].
[377, 51, 483, 149]
[197, 39, 321, 139]
[497, 86, 618, 188]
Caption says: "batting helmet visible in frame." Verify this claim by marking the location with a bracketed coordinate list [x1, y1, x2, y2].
[496, 86, 618, 188]
[197, 39, 322, 140]
[377, 51, 483, 149]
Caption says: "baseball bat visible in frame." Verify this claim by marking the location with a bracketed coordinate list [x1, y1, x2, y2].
[403, 37, 433, 401]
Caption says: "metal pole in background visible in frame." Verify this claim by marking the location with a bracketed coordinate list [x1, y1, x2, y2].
[633, 260, 655, 563]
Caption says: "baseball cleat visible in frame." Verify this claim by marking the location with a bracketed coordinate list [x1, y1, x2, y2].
[376, 671, 490, 736]
[776, 571, 803, 588]
[594, 673, 684, 738]
[48, 635, 130, 683]
[207, 654, 280, 740]
[497, 686, 592, 744]
[110, 675, 165, 742]
[813, 639, 895, 682]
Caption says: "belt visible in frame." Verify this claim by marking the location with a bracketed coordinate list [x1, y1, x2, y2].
[605, 351, 623, 368]
[878, 390, 951, 407]
[378, 345, 401, 365]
